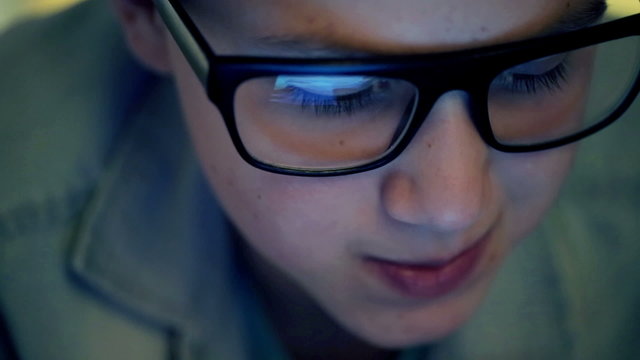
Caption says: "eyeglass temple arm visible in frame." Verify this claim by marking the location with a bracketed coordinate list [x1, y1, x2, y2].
[154, 0, 209, 86]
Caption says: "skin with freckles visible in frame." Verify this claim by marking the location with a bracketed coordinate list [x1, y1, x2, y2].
[114, 0, 590, 358]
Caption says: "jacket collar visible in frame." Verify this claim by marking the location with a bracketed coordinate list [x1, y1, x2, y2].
[69, 75, 249, 358]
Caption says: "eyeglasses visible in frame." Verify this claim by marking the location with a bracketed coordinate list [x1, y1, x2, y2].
[154, 0, 640, 176]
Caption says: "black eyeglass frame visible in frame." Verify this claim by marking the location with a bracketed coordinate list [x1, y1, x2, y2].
[155, 0, 640, 176]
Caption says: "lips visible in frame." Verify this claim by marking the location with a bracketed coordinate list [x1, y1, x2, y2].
[364, 231, 491, 299]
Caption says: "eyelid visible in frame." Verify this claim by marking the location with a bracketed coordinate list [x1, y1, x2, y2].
[508, 53, 568, 75]
[274, 75, 374, 96]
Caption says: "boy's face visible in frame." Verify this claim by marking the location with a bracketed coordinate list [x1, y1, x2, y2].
[165, 0, 580, 347]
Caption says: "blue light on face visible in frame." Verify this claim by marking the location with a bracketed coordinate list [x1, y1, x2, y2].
[274, 75, 374, 96]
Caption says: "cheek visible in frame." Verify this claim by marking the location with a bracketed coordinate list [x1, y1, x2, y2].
[494, 145, 576, 241]
[232, 175, 372, 273]
[169, 49, 369, 273]
[167, 41, 289, 259]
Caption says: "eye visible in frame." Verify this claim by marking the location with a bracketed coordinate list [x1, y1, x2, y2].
[493, 53, 570, 94]
[270, 75, 392, 117]
[273, 75, 377, 97]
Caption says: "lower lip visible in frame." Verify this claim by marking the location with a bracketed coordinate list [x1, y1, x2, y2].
[364, 233, 490, 299]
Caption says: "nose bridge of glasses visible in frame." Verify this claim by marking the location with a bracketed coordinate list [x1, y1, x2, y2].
[391, 67, 490, 156]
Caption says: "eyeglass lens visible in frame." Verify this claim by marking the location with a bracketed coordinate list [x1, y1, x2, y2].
[235, 76, 419, 169]
[489, 35, 640, 145]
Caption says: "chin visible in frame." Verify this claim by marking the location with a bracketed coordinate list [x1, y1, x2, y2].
[357, 322, 465, 350]
[340, 300, 479, 350]
[341, 272, 497, 349]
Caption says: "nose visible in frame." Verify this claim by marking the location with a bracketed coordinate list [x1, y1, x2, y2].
[381, 91, 491, 233]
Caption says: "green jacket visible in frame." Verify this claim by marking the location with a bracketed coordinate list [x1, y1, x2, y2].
[0, 1, 638, 359]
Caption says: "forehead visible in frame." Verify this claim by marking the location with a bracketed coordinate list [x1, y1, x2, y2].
[194, 0, 598, 54]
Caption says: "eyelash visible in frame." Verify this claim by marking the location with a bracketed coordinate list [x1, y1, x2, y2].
[497, 61, 569, 95]
[286, 85, 383, 117]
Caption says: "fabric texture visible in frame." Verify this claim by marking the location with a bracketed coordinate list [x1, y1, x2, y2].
[0, 1, 638, 359]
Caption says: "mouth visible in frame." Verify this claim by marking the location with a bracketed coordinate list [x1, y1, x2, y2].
[363, 230, 492, 299]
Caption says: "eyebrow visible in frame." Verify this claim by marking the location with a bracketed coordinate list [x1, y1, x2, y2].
[250, 0, 608, 57]
[551, 0, 608, 32]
